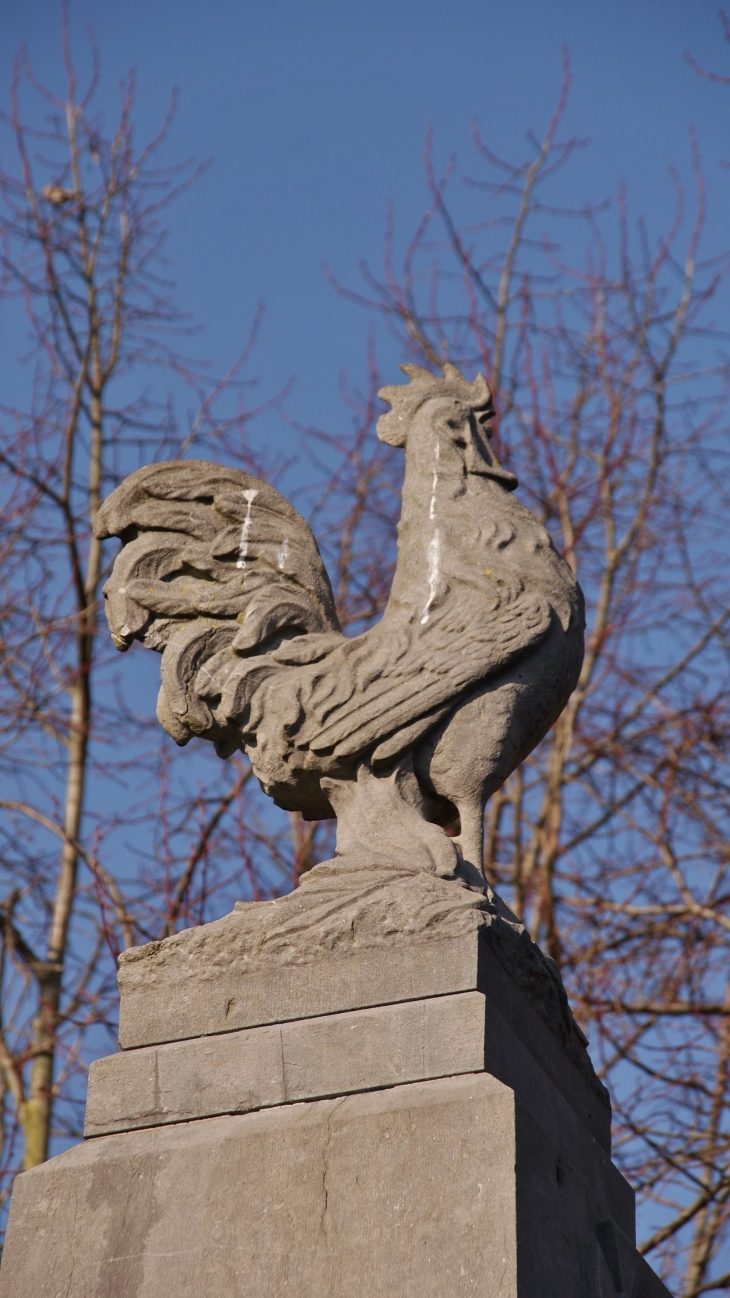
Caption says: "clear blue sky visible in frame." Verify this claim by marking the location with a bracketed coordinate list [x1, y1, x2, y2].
[0, 0, 728, 455]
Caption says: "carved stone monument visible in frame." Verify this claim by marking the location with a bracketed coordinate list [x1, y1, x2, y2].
[0, 366, 671, 1295]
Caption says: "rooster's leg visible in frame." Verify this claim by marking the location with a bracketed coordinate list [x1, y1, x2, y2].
[453, 798, 485, 880]
[321, 759, 459, 877]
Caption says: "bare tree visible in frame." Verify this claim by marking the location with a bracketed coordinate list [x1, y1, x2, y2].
[0, 10, 391, 1200]
[0, 11, 296, 1186]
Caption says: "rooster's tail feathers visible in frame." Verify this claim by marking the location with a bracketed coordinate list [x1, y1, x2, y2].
[95, 460, 341, 752]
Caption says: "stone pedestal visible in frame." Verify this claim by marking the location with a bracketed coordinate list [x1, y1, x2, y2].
[0, 866, 671, 1296]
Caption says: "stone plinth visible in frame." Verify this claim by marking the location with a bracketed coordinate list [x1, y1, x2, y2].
[1, 1075, 667, 1298]
[0, 867, 672, 1297]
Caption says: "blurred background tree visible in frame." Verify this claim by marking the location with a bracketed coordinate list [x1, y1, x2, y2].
[1, 9, 730, 1297]
[0, 12, 292, 1179]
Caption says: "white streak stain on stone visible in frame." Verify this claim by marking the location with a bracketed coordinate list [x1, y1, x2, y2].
[421, 529, 441, 625]
[422, 441, 441, 622]
[236, 489, 259, 569]
[428, 441, 440, 521]
[277, 537, 290, 571]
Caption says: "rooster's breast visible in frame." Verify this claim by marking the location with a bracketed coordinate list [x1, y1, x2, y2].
[395, 484, 578, 642]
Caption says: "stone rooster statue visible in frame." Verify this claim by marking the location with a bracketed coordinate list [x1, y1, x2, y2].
[96, 364, 584, 880]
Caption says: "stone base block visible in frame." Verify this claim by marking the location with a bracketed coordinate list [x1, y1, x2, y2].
[0, 1073, 669, 1298]
[115, 869, 612, 1153]
[83, 990, 635, 1241]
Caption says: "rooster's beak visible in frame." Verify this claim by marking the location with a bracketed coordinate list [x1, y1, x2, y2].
[464, 423, 518, 489]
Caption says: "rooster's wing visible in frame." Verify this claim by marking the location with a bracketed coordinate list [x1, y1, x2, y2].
[271, 571, 553, 765]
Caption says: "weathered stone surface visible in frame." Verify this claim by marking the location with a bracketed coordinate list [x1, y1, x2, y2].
[477, 929, 611, 1152]
[117, 869, 610, 1149]
[1, 1074, 669, 1298]
[119, 873, 603, 1072]
[117, 869, 490, 1048]
[86, 991, 486, 1135]
[85, 989, 634, 1240]
[478, 995, 634, 1241]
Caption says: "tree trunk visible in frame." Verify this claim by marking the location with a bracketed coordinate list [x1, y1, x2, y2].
[21, 675, 89, 1168]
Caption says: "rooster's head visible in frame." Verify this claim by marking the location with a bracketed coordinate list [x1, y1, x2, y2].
[377, 363, 517, 490]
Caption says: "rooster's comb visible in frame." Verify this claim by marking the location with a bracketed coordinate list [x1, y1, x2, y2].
[377, 363, 492, 446]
